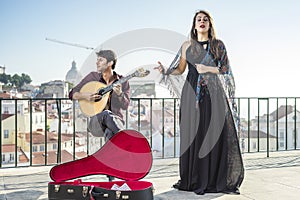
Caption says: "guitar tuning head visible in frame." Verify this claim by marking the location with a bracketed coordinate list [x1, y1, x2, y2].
[144, 70, 150, 76]
[135, 68, 150, 77]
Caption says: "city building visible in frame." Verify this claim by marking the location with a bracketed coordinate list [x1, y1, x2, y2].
[65, 60, 82, 86]
[39, 80, 69, 98]
[249, 105, 300, 150]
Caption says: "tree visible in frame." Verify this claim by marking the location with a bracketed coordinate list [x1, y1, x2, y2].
[9, 73, 32, 88]
[0, 73, 11, 85]
[11, 74, 21, 88]
[21, 73, 32, 85]
[0, 72, 32, 89]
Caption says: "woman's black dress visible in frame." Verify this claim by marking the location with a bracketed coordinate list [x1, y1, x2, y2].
[175, 41, 244, 195]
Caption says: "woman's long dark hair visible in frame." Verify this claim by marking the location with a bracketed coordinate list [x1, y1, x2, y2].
[190, 10, 220, 60]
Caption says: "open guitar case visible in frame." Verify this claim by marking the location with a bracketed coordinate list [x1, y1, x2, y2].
[48, 130, 154, 200]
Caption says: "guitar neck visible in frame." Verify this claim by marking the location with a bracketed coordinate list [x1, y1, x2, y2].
[99, 73, 135, 95]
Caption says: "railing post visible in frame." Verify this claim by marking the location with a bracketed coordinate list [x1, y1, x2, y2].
[29, 99, 33, 166]
[258, 98, 260, 152]
[14, 99, 18, 167]
[258, 98, 269, 156]
[137, 99, 141, 132]
[87, 117, 90, 155]
[248, 98, 250, 153]
[125, 109, 129, 129]
[150, 99, 153, 149]
[285, 98, 288, 150]
[0, 99, 2, 168]
[276, 98, 279, 151]
[162, 99, 165, 159]
[173, 98, 176, 158]
[44, 99, 48, 165]
[267, 98, 269, 157]
[72, 100, 76, 160]
[56, 99, 62, 164]
[294, 98, 297, 150]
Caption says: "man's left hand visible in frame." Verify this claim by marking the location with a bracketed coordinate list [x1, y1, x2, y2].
[113, 83, 122, 96]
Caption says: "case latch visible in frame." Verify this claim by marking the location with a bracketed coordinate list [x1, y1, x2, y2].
[54, 185, 60, 193]
[82, 186, 88, 197]
[116, 190, 121, 199]
[67, 189, 74, 194]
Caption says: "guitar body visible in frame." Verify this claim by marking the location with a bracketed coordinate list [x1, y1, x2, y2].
[79, 81, 110, 117]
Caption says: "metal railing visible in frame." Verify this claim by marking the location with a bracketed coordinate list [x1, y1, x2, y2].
[0, 97, 299, 168]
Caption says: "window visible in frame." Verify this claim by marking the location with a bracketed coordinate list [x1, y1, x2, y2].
[2, 154, 5, 162]
[40, 145, 45, 151]
[4, 107, 9, 114]
[9, 154, 14, 161]
[4, 130, 9, 139]
[53, 144, 57, 150]
[252, 142, 257, 149]
[280, 131, 284, 139]
[17, 105, 22, 113]
[32, 146, 38, 152]
[280, 142, 285, 148]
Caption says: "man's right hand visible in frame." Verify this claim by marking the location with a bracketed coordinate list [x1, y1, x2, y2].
[73, 92, 102, 101]
[87, 93, 102, 101]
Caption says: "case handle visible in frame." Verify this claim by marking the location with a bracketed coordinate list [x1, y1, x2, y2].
[89, 186, 108, 200]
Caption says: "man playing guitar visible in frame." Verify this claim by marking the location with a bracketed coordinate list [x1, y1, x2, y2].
[69, 49, 130, 143]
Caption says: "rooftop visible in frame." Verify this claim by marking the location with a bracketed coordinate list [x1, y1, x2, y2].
[1, 150, 300, 199]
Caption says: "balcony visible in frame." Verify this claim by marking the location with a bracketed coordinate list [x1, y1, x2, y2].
[1, 97, 300, 167]
[0, 97, 300, 199]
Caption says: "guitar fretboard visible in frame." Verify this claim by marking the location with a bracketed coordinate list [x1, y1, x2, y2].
[98, 73, 135, 95]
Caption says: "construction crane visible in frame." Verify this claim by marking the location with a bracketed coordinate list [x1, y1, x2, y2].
[45, 37, 95, 50]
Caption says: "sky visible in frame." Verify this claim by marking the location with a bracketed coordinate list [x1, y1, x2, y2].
[1, 0, 300, 98]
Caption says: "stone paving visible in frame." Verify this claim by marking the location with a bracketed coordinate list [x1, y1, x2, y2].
[0, 150, 300, 200]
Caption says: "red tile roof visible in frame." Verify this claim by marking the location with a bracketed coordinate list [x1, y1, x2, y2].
[32, 150, 74, 165]
[2, 144, 29, 163]
[1, 114, 14, 120]
[24, 132, 57, 144]
[23, 132, 74, 144]
[75, 151, 88, 159]
[240, 130, 276, 138]
[2, 144, 16, 153]
[0, 92, 16, 99]
[270, 105, 294, 120]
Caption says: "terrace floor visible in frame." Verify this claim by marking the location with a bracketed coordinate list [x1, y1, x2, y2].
[1, 150, 300, 200]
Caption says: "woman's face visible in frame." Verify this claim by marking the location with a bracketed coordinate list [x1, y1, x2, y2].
[194, 12, 210, 35]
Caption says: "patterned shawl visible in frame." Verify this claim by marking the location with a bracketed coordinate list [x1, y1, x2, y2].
[159, 40, 239, 131]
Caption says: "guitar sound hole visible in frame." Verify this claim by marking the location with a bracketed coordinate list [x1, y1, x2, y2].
[94, 97, 102, 102]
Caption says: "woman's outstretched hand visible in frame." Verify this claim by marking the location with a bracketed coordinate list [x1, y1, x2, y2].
[153, 61, 166, 74]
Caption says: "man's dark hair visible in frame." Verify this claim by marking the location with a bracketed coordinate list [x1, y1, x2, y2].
[96, 50, 117, 69]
